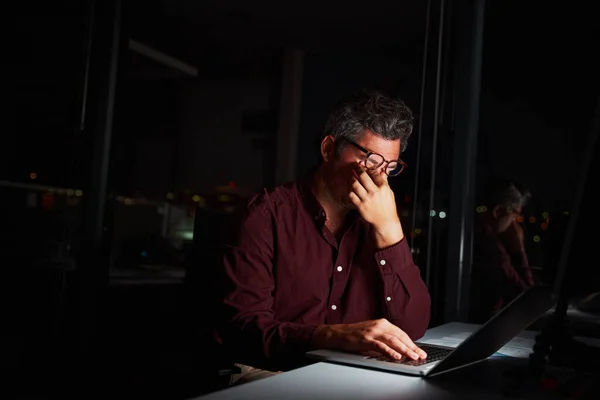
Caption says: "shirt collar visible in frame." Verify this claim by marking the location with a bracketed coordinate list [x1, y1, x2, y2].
[298, 168, 360, 227]
[299, 168, 326, 225]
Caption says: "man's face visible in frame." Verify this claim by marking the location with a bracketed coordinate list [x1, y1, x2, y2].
[320, 129, 401, 208]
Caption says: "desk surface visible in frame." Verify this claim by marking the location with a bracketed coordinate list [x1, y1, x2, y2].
[194, 322, 559, 400]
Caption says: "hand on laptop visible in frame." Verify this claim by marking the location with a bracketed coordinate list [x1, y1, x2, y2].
[311, 318, 427, 361]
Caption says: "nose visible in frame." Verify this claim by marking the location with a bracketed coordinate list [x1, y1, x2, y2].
[379, 161, 391, 175]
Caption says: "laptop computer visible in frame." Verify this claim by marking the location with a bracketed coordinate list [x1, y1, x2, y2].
[306, 285, 554, 377]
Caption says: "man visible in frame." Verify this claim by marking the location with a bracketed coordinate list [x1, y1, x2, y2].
[470, 180, 534, 323]
[215, 90, 431, 384]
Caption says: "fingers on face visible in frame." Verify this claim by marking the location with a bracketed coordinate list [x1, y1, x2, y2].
[348, 191, 361, 207]
[350, 179, 368, 200]
[371, 169, 388, 186]
[355, 168, 379, 191]
[353, 162, 388, 188]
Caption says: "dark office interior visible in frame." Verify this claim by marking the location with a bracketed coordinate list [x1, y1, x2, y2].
[4, 0, 600, 398]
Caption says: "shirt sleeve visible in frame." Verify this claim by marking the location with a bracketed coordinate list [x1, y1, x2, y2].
[476, 236, 534, 300]
[497, 246, 534, 294]
[374, 239, 431, 340]
[508, 250, 534, 285]
[215, 203, 318, 371]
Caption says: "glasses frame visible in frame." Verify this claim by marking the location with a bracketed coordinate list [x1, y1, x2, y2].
[342, 138, 407, 176]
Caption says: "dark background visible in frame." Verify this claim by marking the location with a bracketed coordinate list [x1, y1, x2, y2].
[3, 0, 599, 398]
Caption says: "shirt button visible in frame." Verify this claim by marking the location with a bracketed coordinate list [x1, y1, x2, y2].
[331, 304, 337, 310]
[386, 296, 392, 302]
[380, 259, 387, 266]
[337, 266, 343, 272]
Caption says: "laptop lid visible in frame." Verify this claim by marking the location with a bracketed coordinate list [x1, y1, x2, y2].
[426, 285, 554, 376]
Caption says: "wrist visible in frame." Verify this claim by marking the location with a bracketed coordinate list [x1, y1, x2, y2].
[310, 325, 334, 350]
[373, 220, 404, 249]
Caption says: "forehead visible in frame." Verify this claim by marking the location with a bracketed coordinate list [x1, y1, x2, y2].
[354, 129, 401, 160]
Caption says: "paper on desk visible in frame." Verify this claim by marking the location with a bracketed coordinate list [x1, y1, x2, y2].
[448, 332, 471, 340]
[419, 332, 535, 359]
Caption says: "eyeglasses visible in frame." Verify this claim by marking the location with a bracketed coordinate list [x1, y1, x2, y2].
[342, 138, 407, 177]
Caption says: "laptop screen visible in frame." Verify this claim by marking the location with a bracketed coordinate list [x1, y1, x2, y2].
[431, 285, 554, 375]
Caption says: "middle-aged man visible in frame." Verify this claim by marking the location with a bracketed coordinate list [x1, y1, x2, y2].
[215, 90, 431, 385]
[469, 180, 534, 323]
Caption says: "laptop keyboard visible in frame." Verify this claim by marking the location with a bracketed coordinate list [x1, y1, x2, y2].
[365, 344, 452, 366]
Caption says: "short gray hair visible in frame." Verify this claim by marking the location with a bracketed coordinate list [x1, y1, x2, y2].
[321, 90, 414, 156]
[490, 181, 531, 212]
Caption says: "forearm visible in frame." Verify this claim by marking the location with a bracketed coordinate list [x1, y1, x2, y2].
[221, 314, 318, 370]
[387, 278, 431, 339]
[376, 239, 431, 339]
[509, 250, 534, 286]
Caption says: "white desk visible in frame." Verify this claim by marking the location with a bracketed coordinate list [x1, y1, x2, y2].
[194, 322, 558, 400]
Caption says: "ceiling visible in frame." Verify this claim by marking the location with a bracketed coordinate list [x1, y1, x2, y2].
[128, 0, 427, 77]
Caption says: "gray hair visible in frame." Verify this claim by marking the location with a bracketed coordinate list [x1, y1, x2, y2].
[490, 181, 531, 212]
[321, 90, 414, 156]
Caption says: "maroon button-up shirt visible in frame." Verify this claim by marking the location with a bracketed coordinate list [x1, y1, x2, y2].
[215, 174, 431, 370]
[470, 222, 534, 323]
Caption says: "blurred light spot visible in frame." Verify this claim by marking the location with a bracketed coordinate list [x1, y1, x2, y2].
[564, 211, 569, 215]
[401, 210, 409, 217]
[124, 198, 133, 205]
[42, 192, 55, 209]
[439, 211, 447, 219]
[140, 250, 148, 258]
[177, 231, 194, 241]
[476, 205, 488, 213]
[533, 235, 541, 243]
[541, 212, 549, 219]
[218, 194, 232, 202]
[541, 222, 548, 230]
[29, 172, 37, 180]
[192, 195, 200, 202]
[529, 216, 536, 223]
[516, 215, 524, 223]
[166, 192, 175, 200]
[430, 210, 436, 217]
[409, 232, 417, 239]
[75, 190, 83, 197]
[228, 181, 236, 188]
[415, 228, 422, 234]
[404, 195, 412, 203]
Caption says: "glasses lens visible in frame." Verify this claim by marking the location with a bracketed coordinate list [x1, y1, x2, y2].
[386, 161, 404, 176]
[365, 153, 384, 169]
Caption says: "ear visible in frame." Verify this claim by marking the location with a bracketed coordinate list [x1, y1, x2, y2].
[320, 135, 336, 163]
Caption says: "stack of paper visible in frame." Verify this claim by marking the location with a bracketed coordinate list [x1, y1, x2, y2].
[420, 331, 535, 359]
